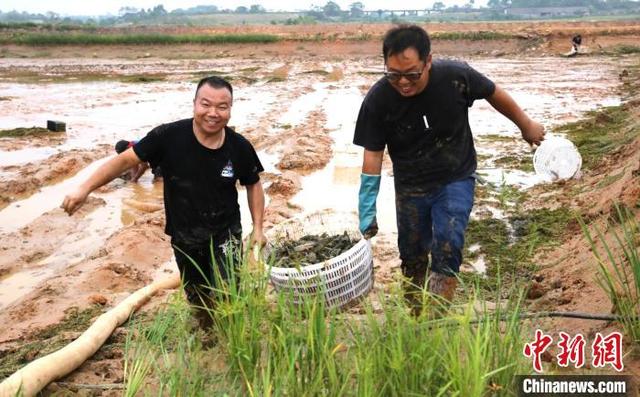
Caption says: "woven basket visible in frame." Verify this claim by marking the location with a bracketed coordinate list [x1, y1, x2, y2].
[267, 211, 374, 309]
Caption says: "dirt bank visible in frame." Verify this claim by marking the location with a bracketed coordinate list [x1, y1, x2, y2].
[1, 20, 639, 62]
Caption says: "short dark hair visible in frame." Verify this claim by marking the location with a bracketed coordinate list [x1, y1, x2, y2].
[195, 76, 233, 99]
[115, 140, 130, 154]
[383, 25, 431, 62]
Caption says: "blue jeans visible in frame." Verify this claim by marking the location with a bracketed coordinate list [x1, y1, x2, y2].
[396, 177, 475, 278]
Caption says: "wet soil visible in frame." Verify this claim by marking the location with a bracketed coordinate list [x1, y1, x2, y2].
[0, 20, 639, 394]
[0, 145, 111, 210]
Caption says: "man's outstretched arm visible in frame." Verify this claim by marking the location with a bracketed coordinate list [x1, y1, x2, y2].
[246, 181, 266, 247]
[486, 85, 545, 146]
[61, 148, 143, 215]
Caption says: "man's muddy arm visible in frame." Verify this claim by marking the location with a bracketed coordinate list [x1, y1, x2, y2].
[486, 85, 545, 146]
[131, 163, 150, 182]
[61, 148, 142, 215]
[246, 181, 266, 247]
[362, 149, 383, 175]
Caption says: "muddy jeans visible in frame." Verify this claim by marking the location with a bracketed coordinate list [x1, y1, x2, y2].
[396, 177, 475, 281]
[172, 232, 242, 305]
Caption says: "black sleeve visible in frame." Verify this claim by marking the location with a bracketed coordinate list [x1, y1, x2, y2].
[236, 138, 264, 186]
[353, 98, 386, 152]
[132, 124, 166, 165]
[463, 62, 496, 105]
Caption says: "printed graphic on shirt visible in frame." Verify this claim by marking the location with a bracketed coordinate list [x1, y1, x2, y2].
[221, 160, 234, 178]
[422, 115, 430, 129]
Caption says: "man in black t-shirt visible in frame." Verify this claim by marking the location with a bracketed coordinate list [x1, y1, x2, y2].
[354, 25, 544, 311]
[62, 76, 265, 328]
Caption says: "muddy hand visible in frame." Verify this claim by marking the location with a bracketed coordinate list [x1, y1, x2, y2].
[521, 119, 545, 146]
[362, 219, 379, 240]
[61, 188, 88, 215]
[249, 228, 267, 249]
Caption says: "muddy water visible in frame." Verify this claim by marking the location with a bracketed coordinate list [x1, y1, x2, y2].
[0, 55, 628, 305]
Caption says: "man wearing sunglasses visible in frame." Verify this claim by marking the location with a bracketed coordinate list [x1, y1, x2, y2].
[354, 25, 544, 312]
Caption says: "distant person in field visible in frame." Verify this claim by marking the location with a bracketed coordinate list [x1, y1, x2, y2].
[567, 34, 582, 57]
[114, 139, 162, 182]
[354, 25, 544, 313]
[63, 76, 266, 329]
[572, 34, 582, 52]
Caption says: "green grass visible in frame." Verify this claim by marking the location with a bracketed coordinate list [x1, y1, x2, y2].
[481, 134, 518, 142]
[120, 74, 166, 83]
[464, 207, 576, 292]
[431, 31, 515, 41]
[494, 154, 534, 172]
[122, 247, 528, 396]
[596, 168, 627, 189]
[1, 71, 168, 84]
[0, 305, 106, 379]
[581, 206, 640, 344]
[301, 69, 330, 76]
[0, 33, 280, 46]
[0, 127, 59, 137]
[557, 104, 639, 171]
[612, 45, 640, 55]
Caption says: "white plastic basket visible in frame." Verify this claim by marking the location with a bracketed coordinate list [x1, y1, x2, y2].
[267, 211, 374, 309]
[533, 136, 582, 180]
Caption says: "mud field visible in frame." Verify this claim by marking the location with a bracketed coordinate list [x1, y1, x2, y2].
[1, 20, 639, 393]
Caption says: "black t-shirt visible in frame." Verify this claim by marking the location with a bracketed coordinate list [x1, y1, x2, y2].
[133, 118, 264, 245]
[353, 59, 495, 194]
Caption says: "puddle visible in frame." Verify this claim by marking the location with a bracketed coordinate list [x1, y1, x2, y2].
[0, 180, 131, 309]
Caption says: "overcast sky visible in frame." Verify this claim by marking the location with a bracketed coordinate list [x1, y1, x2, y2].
[1, 0, 488, 16]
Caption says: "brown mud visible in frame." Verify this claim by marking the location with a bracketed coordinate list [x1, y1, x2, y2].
[0, 20, 639, 394]
[0, 145, 111, 210]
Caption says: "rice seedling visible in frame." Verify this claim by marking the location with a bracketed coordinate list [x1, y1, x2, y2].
[123, 241, 528, 396]
[581, 205, 640, 344]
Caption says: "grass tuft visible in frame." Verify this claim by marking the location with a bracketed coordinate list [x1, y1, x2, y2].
[581, 205, 640, 344]
[0, 127, 59, 138]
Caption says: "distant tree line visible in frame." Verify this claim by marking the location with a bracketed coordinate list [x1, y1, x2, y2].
[488, 0, 639, 7]
[1, 0, 639, 25]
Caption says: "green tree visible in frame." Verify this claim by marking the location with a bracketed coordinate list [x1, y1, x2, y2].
[249, 4, 266, 13]
[118, 6, 139, 16]
[148, 5, 166, 17]
[350, 1, 365, 17]
[235, 6, 248, 13]
[433, 2, 446, 11]
[323, 1, 342, 16]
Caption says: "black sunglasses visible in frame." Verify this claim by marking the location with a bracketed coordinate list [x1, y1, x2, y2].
[383, 65, 426, 82]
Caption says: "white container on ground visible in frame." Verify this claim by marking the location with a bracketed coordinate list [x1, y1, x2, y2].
[267, 211, 374, 309]
[533, 136, 582, 180]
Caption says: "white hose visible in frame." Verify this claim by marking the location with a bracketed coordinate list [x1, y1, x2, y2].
[0, 275, 180, 397]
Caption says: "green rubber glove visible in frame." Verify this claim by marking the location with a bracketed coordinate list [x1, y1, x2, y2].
[358, 173, 381, 239]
